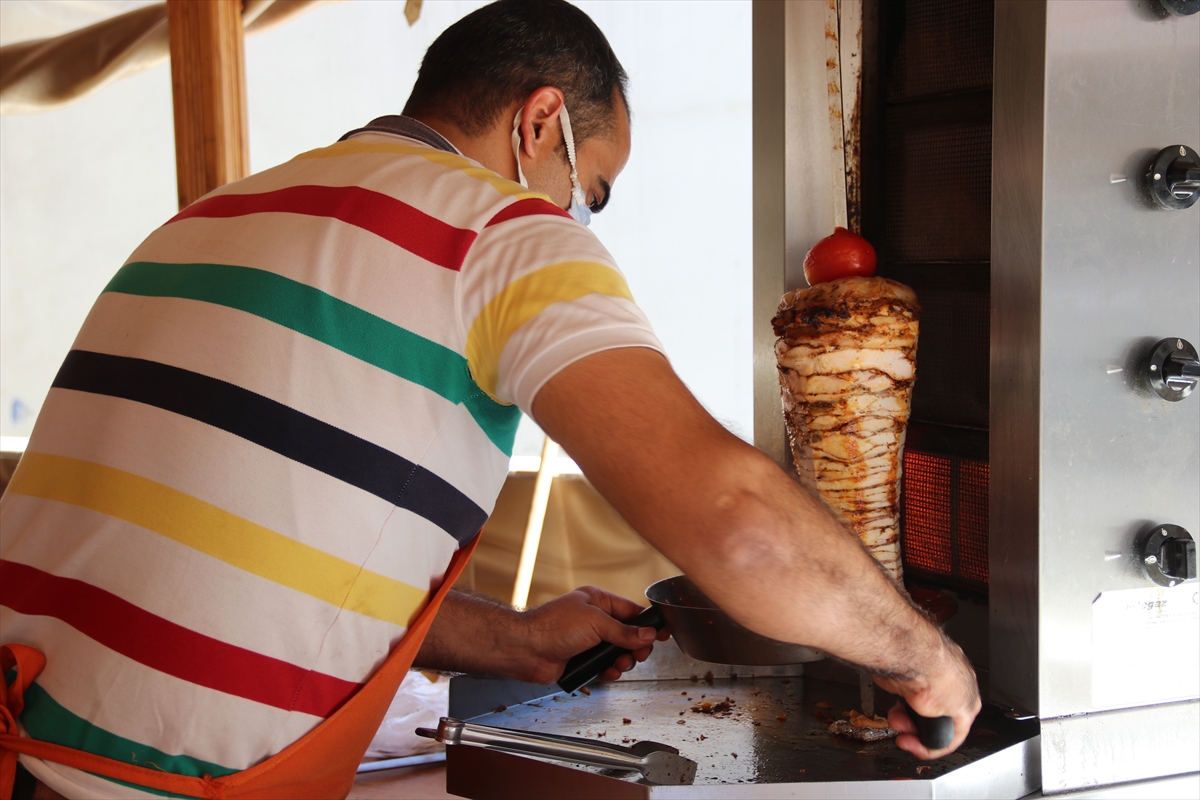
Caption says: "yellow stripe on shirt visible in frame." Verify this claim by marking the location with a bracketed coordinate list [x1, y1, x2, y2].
[8, 452, 429, 628]
[295, 140, 549, 202]
[466, 260, 634, 400]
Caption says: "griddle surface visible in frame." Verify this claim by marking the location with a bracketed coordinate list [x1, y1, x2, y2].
[467, 675, 1029, 786]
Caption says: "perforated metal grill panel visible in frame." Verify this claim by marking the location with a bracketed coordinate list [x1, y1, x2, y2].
[886, 0, 995, 103]
[902, 450, 990, 591]
[957, 460, 989, 585]
[884, 99, 992, 264]
[879, 0, 995, 589]
[901, 452, 953, 574]
[889, 265, 990, 429]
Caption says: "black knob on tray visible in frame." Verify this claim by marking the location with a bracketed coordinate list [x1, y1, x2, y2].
[1143, 338, 1200, 402]
[900, 699, 954, 751]
[1145, 145, 1200, 210]
[1136, 524, 1197, 587]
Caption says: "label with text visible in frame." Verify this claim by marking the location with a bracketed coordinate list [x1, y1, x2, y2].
[1092, 585, 1200, 709]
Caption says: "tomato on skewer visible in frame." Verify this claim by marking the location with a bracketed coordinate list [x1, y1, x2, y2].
[803, 227, 877, 285]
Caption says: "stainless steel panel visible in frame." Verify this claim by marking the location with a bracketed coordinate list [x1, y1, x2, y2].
[1021, 771, 1200, 799]
[991, 0, 1200, 724]
[1039, 701, 1200, 794]
[780, 0, 845, 292]
[1037, 0, 1200, 720]
[990, 0, 1049, 717]
[933, 734, 1040, 800]
[752, 0, 845, 465]
[752, 0, 788, 465]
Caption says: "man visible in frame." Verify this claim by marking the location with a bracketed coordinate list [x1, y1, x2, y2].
[0, 1, 980, 797]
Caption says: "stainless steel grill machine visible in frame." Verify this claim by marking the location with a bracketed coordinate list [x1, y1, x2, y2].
[437, 1, 1199, 796]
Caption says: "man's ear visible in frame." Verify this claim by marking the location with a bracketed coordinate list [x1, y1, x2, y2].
[517, 86, 566, 159]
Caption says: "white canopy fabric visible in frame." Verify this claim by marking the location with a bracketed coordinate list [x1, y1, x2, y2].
[0, 0, 393, 115]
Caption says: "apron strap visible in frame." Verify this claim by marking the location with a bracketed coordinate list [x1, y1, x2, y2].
[1, 534, 480, 799]
[1, 644, 47, 799]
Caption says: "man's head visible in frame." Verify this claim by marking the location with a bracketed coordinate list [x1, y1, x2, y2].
[403, 0, 631, 216]
[404, 0, 628, 146]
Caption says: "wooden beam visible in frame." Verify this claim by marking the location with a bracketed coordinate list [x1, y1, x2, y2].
[167, 0, 249, 210]
[510, 436, 559, 608]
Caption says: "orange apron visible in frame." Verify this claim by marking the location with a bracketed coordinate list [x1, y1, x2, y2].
[1, 535, 478, 800]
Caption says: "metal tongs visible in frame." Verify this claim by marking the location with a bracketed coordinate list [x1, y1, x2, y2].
[416, 717, 697, 785]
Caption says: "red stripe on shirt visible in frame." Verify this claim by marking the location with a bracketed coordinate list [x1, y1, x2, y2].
[169, 185, 478, 271]
[485, 197, 572, 228]
[0, 559, 362, 717]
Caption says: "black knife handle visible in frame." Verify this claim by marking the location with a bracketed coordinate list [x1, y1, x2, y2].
[901, 699, 955, 751]
[556, 606, 666, 694]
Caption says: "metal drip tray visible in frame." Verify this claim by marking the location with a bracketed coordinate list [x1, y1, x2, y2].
[444, 649, 1038, 799]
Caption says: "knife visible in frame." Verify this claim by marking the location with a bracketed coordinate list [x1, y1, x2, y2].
[556, 605, 666, 693]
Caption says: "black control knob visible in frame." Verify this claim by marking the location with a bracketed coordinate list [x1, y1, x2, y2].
[1146, 145, 1200, 210]
[1158, 0, 1200, 15]
[1137, 525, 1197, 587]
[1162, 538, 1197, 580]
[1143, 338, 1200, 402]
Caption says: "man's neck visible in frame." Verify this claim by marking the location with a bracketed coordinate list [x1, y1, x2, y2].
[411, 114, 517, 182]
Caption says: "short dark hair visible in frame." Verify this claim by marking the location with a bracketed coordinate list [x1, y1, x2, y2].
[403, 0, 629, 145]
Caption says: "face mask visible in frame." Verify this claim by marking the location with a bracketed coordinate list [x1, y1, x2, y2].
[512, 104, 592, 227]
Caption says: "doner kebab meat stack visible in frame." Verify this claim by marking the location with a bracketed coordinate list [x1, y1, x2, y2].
[772, 228, 920, 582]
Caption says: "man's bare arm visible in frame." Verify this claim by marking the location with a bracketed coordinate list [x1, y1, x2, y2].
[532, 347, 979, 757]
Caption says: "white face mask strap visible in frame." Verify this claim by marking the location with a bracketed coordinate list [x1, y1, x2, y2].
[558, 105, 578, 171]
[513, 102, 587, 212]
[558, 104, 587, 208]
[511, 110, 529, 189]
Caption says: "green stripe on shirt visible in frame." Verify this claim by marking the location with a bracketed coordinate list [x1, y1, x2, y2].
[104, 261, 519, 454]
[20, 681, 235, 796]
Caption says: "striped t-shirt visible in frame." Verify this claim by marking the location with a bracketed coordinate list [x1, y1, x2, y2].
[0, 117, 663, 798]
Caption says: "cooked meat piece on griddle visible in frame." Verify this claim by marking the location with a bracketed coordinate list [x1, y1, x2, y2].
[772, 276, 921, 582]
[828, 719, 898, 741]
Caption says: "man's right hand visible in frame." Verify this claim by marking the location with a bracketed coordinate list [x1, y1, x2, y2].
[877, 637, 981, 759]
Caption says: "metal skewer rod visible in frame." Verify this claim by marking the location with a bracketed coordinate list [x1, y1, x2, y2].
[511, 434, 558, 608]
[828, 0, 877, 720]
[860, 671, 876, 718]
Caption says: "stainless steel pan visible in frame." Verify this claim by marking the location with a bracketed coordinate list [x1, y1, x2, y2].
[556, 574, 820, 694]
[645, 575, 824, 666]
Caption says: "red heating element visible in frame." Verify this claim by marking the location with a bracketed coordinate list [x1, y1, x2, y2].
[901, 450, 989, 590]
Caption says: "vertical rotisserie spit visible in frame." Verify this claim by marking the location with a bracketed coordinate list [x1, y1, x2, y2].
[772, 243, 920, 583]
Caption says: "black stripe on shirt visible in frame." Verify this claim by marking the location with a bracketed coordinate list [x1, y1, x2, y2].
[52, 350, 487, 544]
